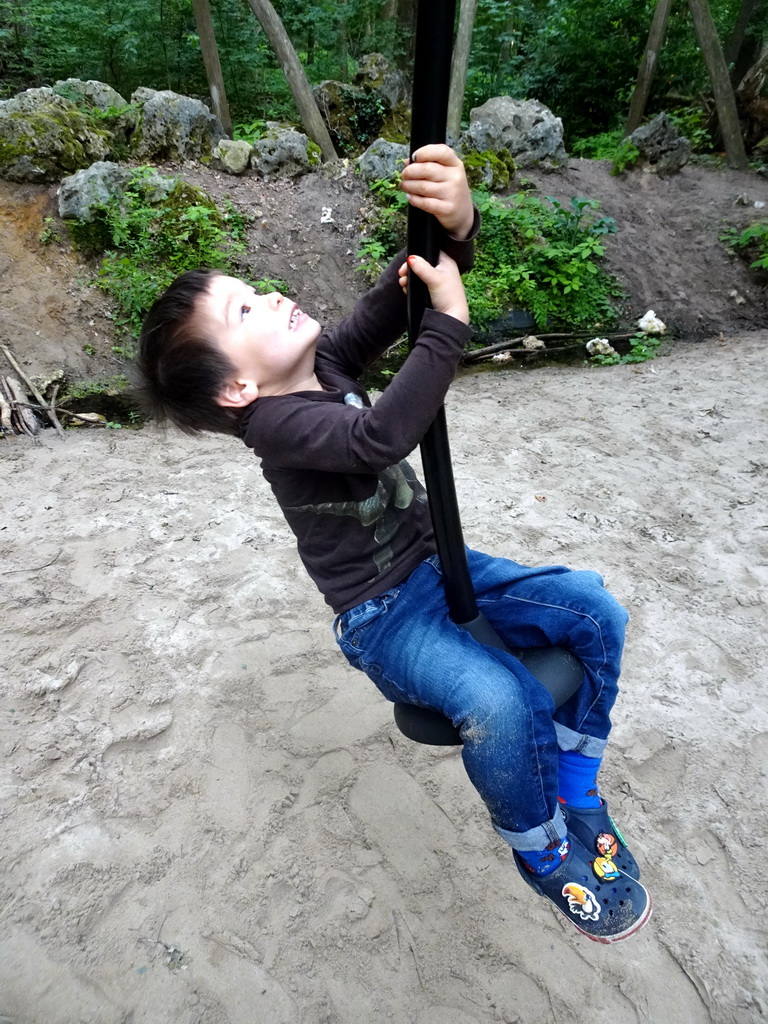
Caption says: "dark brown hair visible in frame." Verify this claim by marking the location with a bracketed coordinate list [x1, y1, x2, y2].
[134, 269, 242, 436]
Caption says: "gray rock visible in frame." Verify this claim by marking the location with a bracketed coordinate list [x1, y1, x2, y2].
[130, 87, 226, 161]
[629, 113, 691, 177]
[354, 53, 410, 109]
[212, 139, 252, 176]
[250, 125, 313, 179]
[52, 78, 129, 111]
[460, 96, 568, 169]
[0, 89, 111, 183]
[0, 86, 71, 114]
[58, 161, 177, 221]
[52, 79, 137, 147]
[356, 138, 409, 182]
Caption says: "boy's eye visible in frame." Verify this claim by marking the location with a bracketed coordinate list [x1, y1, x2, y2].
[240, 305, 251, 319]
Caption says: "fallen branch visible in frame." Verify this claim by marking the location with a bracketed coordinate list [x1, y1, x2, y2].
[15, 399, 106, 426]
[1, 344, 65, 438]
[1, 375, 40, 437]
[463, 331, 636, 364]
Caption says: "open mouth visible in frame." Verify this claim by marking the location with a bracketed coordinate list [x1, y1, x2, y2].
[289, 305, 302, 330]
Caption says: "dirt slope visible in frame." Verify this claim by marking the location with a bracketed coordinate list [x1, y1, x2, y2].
[1, 157, 766, 387]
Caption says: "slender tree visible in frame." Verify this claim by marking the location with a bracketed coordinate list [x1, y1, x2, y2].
[625, 0, 675, 136]
[725, 0, 767, 86]
[192, 0, 232, 136]
[447, 0, 478, 141]
[243, 0, 337, 160]
[687, 0, 749, 169]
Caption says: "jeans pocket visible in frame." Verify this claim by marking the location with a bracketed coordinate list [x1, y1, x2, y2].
[334, 591, 404, 702]
[335, 593, 391, 662]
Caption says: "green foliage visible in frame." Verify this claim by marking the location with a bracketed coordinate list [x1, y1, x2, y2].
[233, 118, 268, 145]
[571, 130, 640, 175]
[358, 172, 622, 331]
[588, 332, 662, 366]
[61, 373, 129, 402]
[668, 107, 713, 154]
[721, 220, 768, 272]
[38, 216, 61, 245]
[69, 166, 246, 351]
[466, 191, 620, 330]
[356, 175, 408, 281]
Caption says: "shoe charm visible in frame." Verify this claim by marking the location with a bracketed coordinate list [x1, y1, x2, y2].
[561, 882, 601, 922]
[592, 831, 622, 880]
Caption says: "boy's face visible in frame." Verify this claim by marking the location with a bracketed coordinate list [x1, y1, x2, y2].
[199, 274, 322, 403]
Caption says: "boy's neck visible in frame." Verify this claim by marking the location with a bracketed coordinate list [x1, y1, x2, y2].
[261, 372, 324, 397]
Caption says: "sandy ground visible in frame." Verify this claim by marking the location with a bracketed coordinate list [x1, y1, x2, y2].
[2, 329, 767, 1024]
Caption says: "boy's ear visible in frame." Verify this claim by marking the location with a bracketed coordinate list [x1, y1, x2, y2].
[215, 378, 259, 408]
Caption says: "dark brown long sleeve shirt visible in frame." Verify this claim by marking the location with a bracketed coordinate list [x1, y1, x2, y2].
[240, 227, 476, 613]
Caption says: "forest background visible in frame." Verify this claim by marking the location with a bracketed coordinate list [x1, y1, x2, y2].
[2, 0, 768, 153]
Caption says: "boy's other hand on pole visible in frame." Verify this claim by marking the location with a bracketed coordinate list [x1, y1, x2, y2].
[400, 252, 469, 324]
[401, 144, 474, 240]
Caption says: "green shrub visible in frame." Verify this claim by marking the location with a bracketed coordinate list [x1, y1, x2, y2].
[668, 106, 713, 154]
[721, 220, 768, 272]
[572, 129, 640, 175]
[358, 176, 622, 331]
[233, 119, 268, 144]
[69, 167, 248, 352]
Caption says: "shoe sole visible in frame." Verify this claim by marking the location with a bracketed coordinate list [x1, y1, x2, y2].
[552, 890, 653, 944]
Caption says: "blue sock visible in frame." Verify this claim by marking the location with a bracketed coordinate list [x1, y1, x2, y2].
[558, 750, 602, 808]
[517, 836, 570, 877]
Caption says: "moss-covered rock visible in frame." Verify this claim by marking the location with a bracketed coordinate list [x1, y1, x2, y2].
[463, 148, 517, 191]
[313, 80, 389, 157]
[53, 79, 137, 157]
[0, 89, 112, 183]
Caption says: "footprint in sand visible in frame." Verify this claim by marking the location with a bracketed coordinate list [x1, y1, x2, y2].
[203, 721, 252, 830]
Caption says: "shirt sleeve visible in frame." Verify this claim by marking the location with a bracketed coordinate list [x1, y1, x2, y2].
[318, 207, 480, 380]
[243, 308, 472, 474]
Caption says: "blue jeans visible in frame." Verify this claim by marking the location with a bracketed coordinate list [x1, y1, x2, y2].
[334, 548, 629, 852]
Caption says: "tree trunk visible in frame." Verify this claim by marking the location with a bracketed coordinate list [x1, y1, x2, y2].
[725, 0, 766, 86]
[447, 0, 478, 141]
[625, 0, 675, 136]
[397, 0, 417, 70]
[687, 0, 749, 169]
[244, 0, 337, 161]
[192, 0, 232, 136]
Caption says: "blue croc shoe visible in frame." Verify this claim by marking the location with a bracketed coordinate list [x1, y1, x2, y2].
[559, 799, 641, 880]
[514, 833, 652, 944]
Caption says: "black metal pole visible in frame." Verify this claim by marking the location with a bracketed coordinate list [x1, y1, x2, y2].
[404, 0, 585, 704]
[407, 0, 482, 629]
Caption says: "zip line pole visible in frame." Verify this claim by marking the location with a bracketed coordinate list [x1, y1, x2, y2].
[399, 0, 584, 729]
[407, 0, 501, 639]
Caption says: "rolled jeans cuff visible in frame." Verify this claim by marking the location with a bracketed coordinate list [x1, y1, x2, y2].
[493, 804, 567, 852]
[554, 722, 608, 759]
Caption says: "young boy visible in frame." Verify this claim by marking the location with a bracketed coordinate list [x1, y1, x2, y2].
[136, 145, 651, 943]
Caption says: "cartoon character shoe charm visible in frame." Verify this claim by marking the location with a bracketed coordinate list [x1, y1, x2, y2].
[592, 831, 622, 881]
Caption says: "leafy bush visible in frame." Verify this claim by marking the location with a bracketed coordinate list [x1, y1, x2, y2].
[572, 130, 640, 175]
[69, 167, 248, 351]
[721, 221, 768, 272]
[466, 192, 620, 329]
[358, 176, 622, 331]
[668, 107, 713, 154]
[233, 119, 268, 144]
